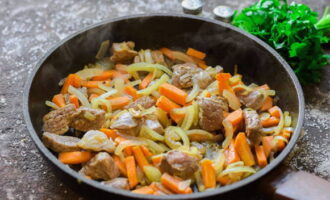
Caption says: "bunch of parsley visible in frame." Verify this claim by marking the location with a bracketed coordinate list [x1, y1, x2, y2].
[232, 0, 330, 84]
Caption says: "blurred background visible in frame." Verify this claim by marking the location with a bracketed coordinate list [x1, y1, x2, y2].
[0, 0, 329, 199]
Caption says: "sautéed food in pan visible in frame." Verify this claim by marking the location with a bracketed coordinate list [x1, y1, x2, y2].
[42, 41, 293, 195]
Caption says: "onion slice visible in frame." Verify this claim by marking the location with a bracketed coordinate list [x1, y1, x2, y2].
[68, 85, 90, 107]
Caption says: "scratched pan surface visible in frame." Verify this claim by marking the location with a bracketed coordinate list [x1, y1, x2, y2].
[23, 14, 304, 199]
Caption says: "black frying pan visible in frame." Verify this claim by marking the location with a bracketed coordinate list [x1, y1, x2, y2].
[23, 14, 305, 199]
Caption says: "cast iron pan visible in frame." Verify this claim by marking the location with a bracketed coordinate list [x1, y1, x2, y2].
[23, 14, 305, 199]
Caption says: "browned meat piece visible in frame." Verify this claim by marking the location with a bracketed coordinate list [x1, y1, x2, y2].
[238, 90, 264, 110]
[171, 63, 201, 88]
[80, 152, 120, 180]
[243, 109, 262, 145]
[70, 107, 105, 132]
[142, 114, 164, 133]
[160, 150, 199, 179]
[193, 71, 214, 89]
[102, 178, 129, 190]
[125, 96, 155, 110]
[110, 112, 139, 135]
[152, 50, 167, 66]
[42, 132, 80, 152]
[43, 104, 79, 135]
[197, 97, 227, 132]
[110, 41, 138, 63]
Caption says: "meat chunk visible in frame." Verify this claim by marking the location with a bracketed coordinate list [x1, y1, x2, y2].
[70, 107, 105, 132]
[110, 41, 138, 64]
[238, 90, 265, 110]
[142, 114, 164, 133]
[243, 109, 262, 145]
[193, 71, 214, 89]
[151, 50, 167, 66]
[110, 112, 139, 135]
[171, 63, 201, 88]
[197, 97, 227, 132]
[77, 130, 115, 153]
[160, 150, 199, 179]
[43, 104, 79, 135]
[80, 152, 120, 180]
[125, 96, 155, 110]
[42, 132, 80, 153]
[102, 178, 129, 190]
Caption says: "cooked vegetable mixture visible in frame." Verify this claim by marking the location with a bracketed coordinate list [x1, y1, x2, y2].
[42, 41, 294, 195]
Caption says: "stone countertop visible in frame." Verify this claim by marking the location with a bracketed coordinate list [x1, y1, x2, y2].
[0, 0, 329, 199]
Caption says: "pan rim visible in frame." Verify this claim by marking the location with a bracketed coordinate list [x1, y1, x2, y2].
[23, 13, 304, 200]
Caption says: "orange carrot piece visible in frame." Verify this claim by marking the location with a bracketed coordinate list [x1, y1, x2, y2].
[204, 91, 211, 98]
[268, 106, 281, 118]
[201, 159, 216, 189]
[61, 74, 81, 94]
[197, 62, 207, 69]
[156, 96, 180, 113]
[124, 85, 139, 100]
[132, 146, 150, 170]
[139, 72, 154, 89]
[132, 186, 155, 194]
[262, 136, 274, 158]
[186, 48, 206, 60]
[113, 155, 127, 176]
[159, 83, 188, 105]
[91, 70, 115, 81]
[225, 109, 243, 126]
[160, 173, 192, 194]
[169, 111, 185, 124]
[125, 156, 139, 189]
[58, 151, 92, 164]
[150, 182, 173, 194]
[225, 140, 241, 166]
[69, 95, 79, 108]
[52, 94, 66, 108]
[82, 81, 101, 88]
[217, 175, 231, 185]
[255, 145, 268, 168]
[160, 48, 175, 60]
[260, 96, 273, 111]
[216, 73, 232, 94]
[234, 132, 256, 166]
[100, 128, 118, 140]
[261, 116, 280, 127]
[89, 94, 99, 101]
[223, 111, 230, 118]
[108, 96, 130, 110]
[141, 145, 153, 157]
[151, 155, 164, 167]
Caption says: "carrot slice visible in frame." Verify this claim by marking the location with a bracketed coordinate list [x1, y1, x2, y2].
[132, 186, 155, 194]
[89, 94, 99, 101]
[58, 151, 92, 164]
[216, 73, 232, 94]
[69, 95, 79, 108]
[234, 132, 256, 166]
[225, 140, 241, 166]
[262, 136, 274, 158]
[160, 48, 175, 60]
[61, 74, 81, 94]
[125, 156, 139, 189]
[255, 145, 268, 168]
[113, 155, 127, 176]
[141, 145, 153, 157]
[82, 81, 101, 88]
[52, 94, 66, 108]
[108, 96, 130, 110]
[268, 106, 281, 118]
[159, 83, 188, 105]
[132, 146, 150, 170]
[169, 111, 185, 124]
[91, 70, 115, 81]
[156, 96, 180, 113]
[201, 159, 216, 189]
[186, 48, 206, 60]
[225, 109, 243, 126]
[124, 85, 139, 100]
[160, 173, 192, 194]
[260, 96, 273, 111]
[140, 72, 154, 89]
[151, 154, 164, 167]
[100, 128, 118, 140]
[217, 175, 231, 185]
[261, 116, 280, 127]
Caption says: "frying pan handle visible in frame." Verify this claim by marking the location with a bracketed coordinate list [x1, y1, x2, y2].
[257, 165, 330, 200]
